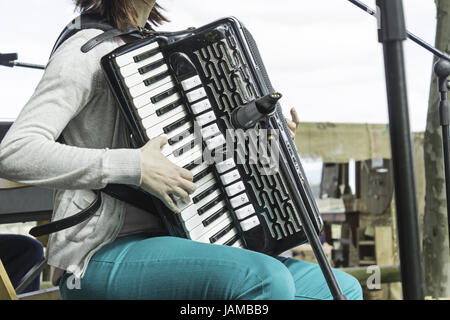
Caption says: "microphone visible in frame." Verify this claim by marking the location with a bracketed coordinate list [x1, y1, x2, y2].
[0, 53, 18, 67]
[231, 93, 282, 129]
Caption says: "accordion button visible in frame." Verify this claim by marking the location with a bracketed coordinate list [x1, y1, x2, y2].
[220, 169, 241, 186]
[240, 216, 260, 232]
[225, 181, 246, 197]
[216, 158, 236, 174]
[201, 123, 220, 139]
[191, 99, 212, 115]
[229, 192, 249, 209]
[196, 111, 216, 127]
[181, 75, 202, 91]
[206, 134, 226, 151]
[235, 204, 256, 220]
[186, 87, 207, 103]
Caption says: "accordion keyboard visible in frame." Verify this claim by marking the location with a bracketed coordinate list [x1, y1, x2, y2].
[113, 40, 268, 247]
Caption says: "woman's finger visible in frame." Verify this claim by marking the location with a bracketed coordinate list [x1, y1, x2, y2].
[171, 186, 191, 204]
[290, 108, 300, 125]
[162, 193, 181, 214]
[286, 119, 296, 132]
[177, 178, 197, 195]
[178, 167, 194, 182]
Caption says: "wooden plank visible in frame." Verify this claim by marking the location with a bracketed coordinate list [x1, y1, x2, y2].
[0, 259, 18, 300]
[18, 287, 61, 300]
[0, 178, 27, 189]
[375, 226, 394, 266]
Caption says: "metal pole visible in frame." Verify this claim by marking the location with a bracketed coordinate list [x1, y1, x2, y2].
[376, 0, 424, 300]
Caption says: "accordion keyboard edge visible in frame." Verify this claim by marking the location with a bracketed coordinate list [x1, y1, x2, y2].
[101, 17, 323, 256]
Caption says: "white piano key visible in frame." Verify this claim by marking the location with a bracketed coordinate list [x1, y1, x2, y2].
[191, 212, 232, 242]
[184, 202, 227, 232]
[115, 41, 159, 67]
[175, 150, 203, 169]
[176, 174, 216, 211]
[232, 240, 244, 248]
[119, 52, 164, 78]
[206, 134, 226, 151]
[191, 99, 212, 115]
[161, 133, 196, 157]
[136, 92, 181, 120]
[168, 144, 202, 165]
[215, 228, 238, 246]
[225, 181, 246, 198]
[124, 64, 169, 88]
[215, 158, 236, 174]
[234, 204, 256, 220]
[230, 193, 250, 209]
[142, 105, 185, 130]
[191, 163, 209, 176]
[195, 111, 216, 127]
[201, 123, 220, 140]
[128, 75, 172, 98]
[133, 81, 177, 109]
[181, 75, 202, 91]
[186, 87, 207, 103]
[165, 122, 192, 141]
[145, 109, 188, 139]
[220, 169, 240, 186]
[240, 215, 261, 232]
[180, 204, 199, 222]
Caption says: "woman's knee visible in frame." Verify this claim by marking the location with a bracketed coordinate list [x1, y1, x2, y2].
[333, 269, 363, 300]
[240, 254, 296, 300]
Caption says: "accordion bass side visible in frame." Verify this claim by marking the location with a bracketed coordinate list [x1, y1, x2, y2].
[101, 17, 323, 256]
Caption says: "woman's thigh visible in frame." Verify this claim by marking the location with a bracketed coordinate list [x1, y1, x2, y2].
[59, 234, 297, 300]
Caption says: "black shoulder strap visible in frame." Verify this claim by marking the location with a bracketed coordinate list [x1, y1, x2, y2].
[50, 13, 153, 57]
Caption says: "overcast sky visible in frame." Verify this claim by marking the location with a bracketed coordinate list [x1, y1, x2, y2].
[0, 0, 438, 131]
[0, 0, 439, 184]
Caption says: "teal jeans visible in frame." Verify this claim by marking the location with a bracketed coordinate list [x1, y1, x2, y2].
[59, 234, 362, 300]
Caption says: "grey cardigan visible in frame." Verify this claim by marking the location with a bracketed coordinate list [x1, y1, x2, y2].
[0, 29, 150, 279]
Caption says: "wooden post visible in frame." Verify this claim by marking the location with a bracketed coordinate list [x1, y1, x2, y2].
[0, 259, 18, 300]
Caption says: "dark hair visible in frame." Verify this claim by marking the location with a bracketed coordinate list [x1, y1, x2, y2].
[74, 0, 169, 29]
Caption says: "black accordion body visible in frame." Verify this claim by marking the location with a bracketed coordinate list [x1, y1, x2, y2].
[101, 17, 323, 256]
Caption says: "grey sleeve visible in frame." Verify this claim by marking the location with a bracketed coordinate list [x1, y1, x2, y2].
[0, 32, 142, 190]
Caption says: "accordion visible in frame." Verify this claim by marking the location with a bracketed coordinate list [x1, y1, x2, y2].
[101, 17, 323, 256]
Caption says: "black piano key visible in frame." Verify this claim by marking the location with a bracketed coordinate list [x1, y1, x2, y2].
[210, 224, 234, 244]
[193, 183, 218, 204]
[173, 140, 196, 157]
[168, 127, 194, 145]
[138, 59, 166, 75]
[156, 99, 183, 117]
[134, 47, 160, 63]
[202, 207, 227, 227]
[193, 168, 212, 183]
[151, 87, 178, 104]
[144, 71, 170, 87]
[183, 157, 203, 171]
[223, 234, 240, 247]
[163, 116, 191, 134]
[197, 194, 223, 215]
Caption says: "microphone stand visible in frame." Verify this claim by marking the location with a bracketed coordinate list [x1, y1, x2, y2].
[346, 0, 450, 300]
[348, 0, 450, 248]
[0, 52, 45, 70]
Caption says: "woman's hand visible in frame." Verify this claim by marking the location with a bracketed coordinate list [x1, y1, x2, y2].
[139, 136, 197, 213]
[286, 108, 300, 140]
